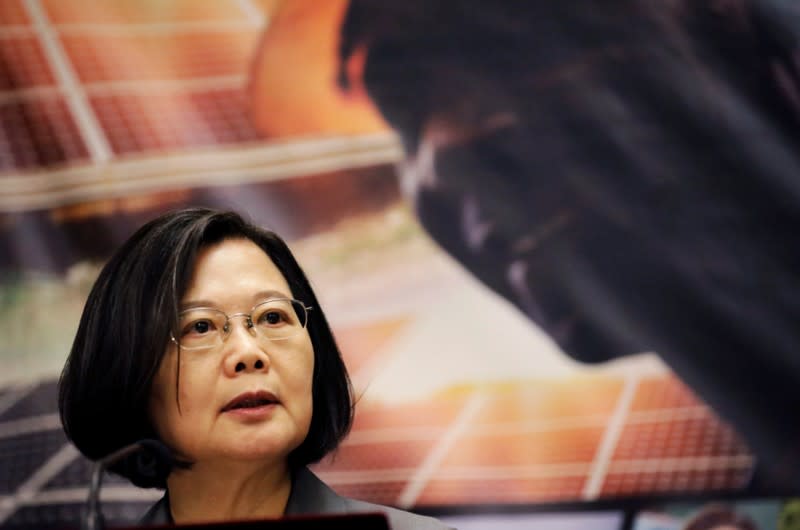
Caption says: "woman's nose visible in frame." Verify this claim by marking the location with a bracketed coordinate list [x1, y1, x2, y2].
[223, 322, 270, 375]
[233, 355, 267, 373]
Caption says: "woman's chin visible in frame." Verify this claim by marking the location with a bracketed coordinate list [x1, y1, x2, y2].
[214, 436, 301, 464]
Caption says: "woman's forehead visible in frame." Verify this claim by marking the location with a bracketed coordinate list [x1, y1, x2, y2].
[182, 238, 293, 305]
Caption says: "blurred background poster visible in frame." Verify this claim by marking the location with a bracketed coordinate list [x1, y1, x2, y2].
[1, 1, 797, 528]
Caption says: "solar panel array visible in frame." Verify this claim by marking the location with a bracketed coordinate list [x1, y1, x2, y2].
[0, 0, 265, 174]
[314, 377, 751, 507]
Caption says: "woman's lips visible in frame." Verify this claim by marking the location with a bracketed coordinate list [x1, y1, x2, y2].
[222, 402, 278, 420]
[221, 390, 279, 413]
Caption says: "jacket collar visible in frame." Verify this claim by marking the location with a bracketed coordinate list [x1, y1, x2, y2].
[285, 466, 348, 515]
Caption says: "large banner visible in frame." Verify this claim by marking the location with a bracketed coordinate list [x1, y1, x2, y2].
[1, 1, 798, 528]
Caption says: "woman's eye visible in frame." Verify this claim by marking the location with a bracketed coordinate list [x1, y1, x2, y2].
[183, 320, 214, 336]
[260, 311, 285, 325]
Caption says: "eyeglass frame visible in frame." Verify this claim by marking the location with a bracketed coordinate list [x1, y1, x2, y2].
[169, 297, 313, 351]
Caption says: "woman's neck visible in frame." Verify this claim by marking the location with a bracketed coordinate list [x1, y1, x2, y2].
[165, 459, 293, 524]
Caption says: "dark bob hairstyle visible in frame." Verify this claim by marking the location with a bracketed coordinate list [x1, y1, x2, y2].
[59, 207, 353, 488]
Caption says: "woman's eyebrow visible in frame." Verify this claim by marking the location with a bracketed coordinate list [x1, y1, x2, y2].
[179, 290, 291, 311]
[252, 289, 291, 301]
[179, 299, 217, 311]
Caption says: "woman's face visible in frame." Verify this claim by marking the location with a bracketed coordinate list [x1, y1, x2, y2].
[149, 238, 315, 465]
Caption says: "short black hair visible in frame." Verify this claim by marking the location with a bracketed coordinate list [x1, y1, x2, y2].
[59, 207, 353, 488]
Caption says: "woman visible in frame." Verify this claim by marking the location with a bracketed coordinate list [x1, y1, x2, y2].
[59, 207, 449, 529]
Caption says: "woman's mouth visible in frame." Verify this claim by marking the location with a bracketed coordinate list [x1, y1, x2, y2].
[222, 391, 280, 417]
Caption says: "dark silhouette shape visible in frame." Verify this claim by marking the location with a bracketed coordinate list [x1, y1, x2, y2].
[339, 0, 800, 491]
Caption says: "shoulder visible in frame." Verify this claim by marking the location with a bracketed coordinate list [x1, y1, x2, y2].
[139, 493, 170, 525]
[342, 496, 453, 530]
[290, 468, 452, 530]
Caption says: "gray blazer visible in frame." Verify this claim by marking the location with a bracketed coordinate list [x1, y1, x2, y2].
[140, 467, 451, 530]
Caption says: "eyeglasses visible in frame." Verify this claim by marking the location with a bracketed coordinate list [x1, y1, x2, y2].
[171, 298, 312, 351]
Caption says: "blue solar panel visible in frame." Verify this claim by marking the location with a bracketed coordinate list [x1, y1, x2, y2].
[0, 428, 67, 495]
[0, 380, 58, 422]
